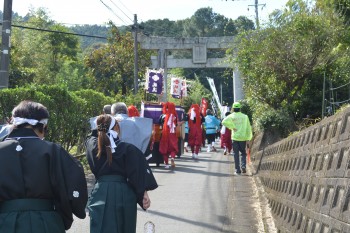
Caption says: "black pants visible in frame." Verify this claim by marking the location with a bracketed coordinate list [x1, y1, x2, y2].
[232, 141, 247, 172]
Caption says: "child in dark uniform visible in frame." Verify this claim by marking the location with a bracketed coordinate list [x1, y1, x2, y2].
[85, 114, 158, 233]
[0, 100, 88, 233]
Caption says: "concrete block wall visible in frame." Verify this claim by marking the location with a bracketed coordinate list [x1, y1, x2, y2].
[252, 107, 350, 232]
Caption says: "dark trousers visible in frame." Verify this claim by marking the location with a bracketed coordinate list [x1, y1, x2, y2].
[232, 141, 247, 172]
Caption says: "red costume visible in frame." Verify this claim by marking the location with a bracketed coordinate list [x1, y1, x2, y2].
[128, 105, 140, 117]
[159, 102, 178, 167]
[188, 104, 203, 156]
[220, 126, 232, 154]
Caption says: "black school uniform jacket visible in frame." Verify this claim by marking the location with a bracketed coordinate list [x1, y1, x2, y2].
[85, 130, 158, 208]
[0, 128, 88, 230]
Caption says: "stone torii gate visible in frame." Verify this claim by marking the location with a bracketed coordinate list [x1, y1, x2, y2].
[138, 35, 244, 102]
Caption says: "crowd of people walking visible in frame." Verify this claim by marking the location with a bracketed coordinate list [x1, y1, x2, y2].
[0, 99, 252, 233]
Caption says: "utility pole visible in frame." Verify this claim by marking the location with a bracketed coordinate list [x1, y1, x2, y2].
[322, 72, 326, 119]
[0, 0, 13, 89]
[248, 0, 265, 29]
[133, 14, 139, 95]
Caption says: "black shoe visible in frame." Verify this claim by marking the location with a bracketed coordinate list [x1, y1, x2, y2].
[241, 167, 246, 173]
[235, 169, 241, 175]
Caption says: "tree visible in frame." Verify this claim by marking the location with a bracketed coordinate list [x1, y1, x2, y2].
[182, 7, 231, 37]
[84, 23, 152, 96]
[234, 16, 255, 33]
[9, 8, 83, 88]
[140, 19, 183, 37]
[231, 0, 346, 122]
[182, 76, 212, 110]
[316, 0, 350, 24]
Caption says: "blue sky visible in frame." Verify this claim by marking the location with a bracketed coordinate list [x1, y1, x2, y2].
[4, 0, 289, 26]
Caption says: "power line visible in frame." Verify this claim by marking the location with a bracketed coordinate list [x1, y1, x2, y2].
[330, 80, 350, 91]
[99, 0, 129, 25]
[1, 23, 107, 39]
[108, 0, 133, 23]
[328, 98, 350, 105]
[115, 0, 134, 16]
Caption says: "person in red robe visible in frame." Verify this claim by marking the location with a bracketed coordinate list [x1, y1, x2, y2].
[187, 104, 204, 159]
[128, 105, 140, 117]
[220, 111, 233, 155]
[159, 102, 178, 168]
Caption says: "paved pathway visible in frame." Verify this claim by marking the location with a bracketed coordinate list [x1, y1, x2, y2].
[68, 141, 275, 233]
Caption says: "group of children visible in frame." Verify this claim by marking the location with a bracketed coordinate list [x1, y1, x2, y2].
[121, 102, 237, 170]
[183, 109, 233, 157]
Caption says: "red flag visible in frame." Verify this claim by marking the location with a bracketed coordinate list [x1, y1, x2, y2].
[200, 98, 208, 117]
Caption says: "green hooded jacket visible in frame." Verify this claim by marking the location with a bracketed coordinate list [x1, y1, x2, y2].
[222, 112, 252, 141]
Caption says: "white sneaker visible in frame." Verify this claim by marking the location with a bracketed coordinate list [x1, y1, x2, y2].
[164, 165, 170, 169]
[194, 154, 199, 159]
[192, 153, 195, 159]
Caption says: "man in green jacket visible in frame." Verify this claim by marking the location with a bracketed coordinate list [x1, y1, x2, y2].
[222, 102, 252, 174]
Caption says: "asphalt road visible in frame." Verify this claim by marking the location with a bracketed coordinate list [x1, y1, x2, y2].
[68, 142, 267, 233]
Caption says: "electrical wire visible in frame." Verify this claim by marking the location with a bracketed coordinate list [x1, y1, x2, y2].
[330, 80, 350, 91]
[115, 0, 134, 15]
[329, 98, 350, 105]
[99, 0, 129, 25]
[2, 23, 107, 39]
[108, 0, 133, 23]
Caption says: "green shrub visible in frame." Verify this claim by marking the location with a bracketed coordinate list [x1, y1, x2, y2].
[0, 88, 53, 123]
[255, 108, 295, 137]
[74, 89, 115, 117]
[31, 85, 87, 151]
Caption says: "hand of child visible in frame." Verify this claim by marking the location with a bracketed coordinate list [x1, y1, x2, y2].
[143, 191, 151, 210]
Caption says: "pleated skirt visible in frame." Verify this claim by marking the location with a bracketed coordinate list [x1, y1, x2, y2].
[87, 175, 137, 233]
[0, 199, 65, 233]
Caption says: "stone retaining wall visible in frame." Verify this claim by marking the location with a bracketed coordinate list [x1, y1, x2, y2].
[251, 107, 350, 232]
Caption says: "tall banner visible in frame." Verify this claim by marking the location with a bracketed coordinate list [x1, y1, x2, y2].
[170, 77, 181, 98]
[145, 68, 163, 94]
[211, 96, 218, 116]
[200, 98, 208, 117]
[206, 77, 224, 119]
[181, 79, 188, 97]
[170, 77, 188, 99]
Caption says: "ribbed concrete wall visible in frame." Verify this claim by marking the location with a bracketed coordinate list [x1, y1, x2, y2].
[251, 107, 350, 232]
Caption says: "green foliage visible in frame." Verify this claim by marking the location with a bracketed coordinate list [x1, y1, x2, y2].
[182, 77, 211, 111]
[54, 59, 92, 91]
[114, 89, 144, 110]
[238, 99, 253, 124]
[10, 9, 83, 88]
[84, 24, 152, 96]
[74, 89, 115, 117]
[234, 16, 255, 33]
[231, 0, 347, 125]
[255, 108, 295, 137]
[0, 86, 121, 153]
[31, 85, 87, 151]
[140, 19, 184, 37]
[0, 88, 53, 122]
[316, 0, 350, 25]
[183, 7, 228, 37]
[70, 24, 108, 50]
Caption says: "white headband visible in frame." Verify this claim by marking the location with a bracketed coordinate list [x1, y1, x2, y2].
[190, 108, 196, 120]
[94, 116, 118, 153]
[13, 117, 48, 126]
[107, 117, 118, 153]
